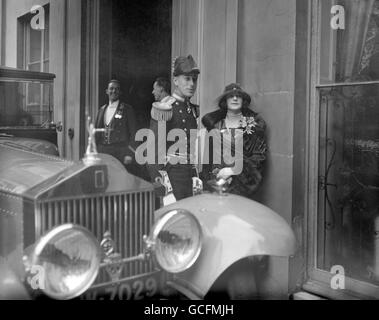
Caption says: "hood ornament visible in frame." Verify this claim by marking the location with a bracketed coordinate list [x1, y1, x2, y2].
[83, 116, 106, 165]
[101, 231, 124, 283]
[207, 177, 232, 196]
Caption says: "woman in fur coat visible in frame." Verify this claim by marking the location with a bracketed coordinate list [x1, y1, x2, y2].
[201, 83, 267, 199]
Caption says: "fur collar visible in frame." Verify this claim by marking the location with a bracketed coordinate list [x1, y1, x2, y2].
[202, 108, 258, 131]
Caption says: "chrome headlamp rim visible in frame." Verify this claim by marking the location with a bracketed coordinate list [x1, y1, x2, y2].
[30, 224, 101, 300]
[150, 209, 203, 273]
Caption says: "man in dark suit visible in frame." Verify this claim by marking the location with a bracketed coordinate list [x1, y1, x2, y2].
[147, 55, 200, 201]
[152, 77, 171, 102]
[95, 80, 138, 166]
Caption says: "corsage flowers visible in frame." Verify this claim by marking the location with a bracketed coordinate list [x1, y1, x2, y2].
[239, 116, 258, 134]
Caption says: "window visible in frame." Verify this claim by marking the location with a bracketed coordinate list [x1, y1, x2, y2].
[307, 0, 379, 299]
[23, 9, 49, 73]
[16, 6, 52, 127]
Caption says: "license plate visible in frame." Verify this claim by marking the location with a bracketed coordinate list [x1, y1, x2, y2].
[80, 272, 163, 300]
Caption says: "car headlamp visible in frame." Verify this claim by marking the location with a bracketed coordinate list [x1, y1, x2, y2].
[30, 224, 101, 300]
[149, 209, 202, 273]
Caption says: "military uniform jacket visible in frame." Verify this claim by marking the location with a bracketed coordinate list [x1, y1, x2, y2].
[95, 101, 138, 158]
[147, 96, 200, 181]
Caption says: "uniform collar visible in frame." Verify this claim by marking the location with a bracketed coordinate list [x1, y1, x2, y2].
[172, 93, 186, 103]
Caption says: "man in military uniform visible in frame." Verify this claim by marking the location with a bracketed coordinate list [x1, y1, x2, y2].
[95, 80, 138, 166]
[147, 55, 200, 201]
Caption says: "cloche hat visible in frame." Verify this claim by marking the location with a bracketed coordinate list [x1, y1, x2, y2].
[217, 83, 251, 106]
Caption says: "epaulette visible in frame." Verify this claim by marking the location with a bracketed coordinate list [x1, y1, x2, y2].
[151, 96, 176, 121]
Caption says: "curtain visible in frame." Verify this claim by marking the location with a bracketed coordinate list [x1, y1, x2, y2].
[337, 0, 375, 81]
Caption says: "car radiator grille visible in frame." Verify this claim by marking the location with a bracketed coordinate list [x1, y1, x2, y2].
[35, 191, 156, 284]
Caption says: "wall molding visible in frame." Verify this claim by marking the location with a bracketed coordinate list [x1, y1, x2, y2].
[0, 0, 5, 66]
[85, 0, 100, 125]
[65, 0, 82, 160]
[225, 0, 238, 84]
[49, 0, 67, 157]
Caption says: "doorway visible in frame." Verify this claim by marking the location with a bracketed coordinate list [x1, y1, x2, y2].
[99, 0, 172, 129]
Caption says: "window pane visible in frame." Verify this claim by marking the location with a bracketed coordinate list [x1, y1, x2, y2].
[26, 83, 41, 125]
[0, 82, 31, 126]
[43, 82, 53, 119]
[27, 83, 40, 105]
[44, 83, 51, 103]
[0, 81, 53, 127]
[29, 28, 42, 64]
[320, 0, 379, 84]
[44, 18, 49, 62]
[0, 82, 24, 126]
[317, 83, 379, 286]
[43, 61, 49, 73]
[28, 62, 41, 72]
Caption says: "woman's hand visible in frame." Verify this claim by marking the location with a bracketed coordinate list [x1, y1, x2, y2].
[217, 167, 235, 180]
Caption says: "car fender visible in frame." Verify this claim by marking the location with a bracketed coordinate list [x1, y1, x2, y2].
[155, 193, 296, 298]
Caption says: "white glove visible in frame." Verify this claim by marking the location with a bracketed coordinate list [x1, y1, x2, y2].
[216, 167, 235, 180]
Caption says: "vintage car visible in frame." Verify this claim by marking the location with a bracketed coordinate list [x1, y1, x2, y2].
[0, 128, 296, 300]
[0, 68, 296, 300]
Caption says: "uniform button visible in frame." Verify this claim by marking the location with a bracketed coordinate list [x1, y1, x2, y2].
[179, 110, 183, 113]
[182, 119, 186, 123]
[176, 102, 179, 106]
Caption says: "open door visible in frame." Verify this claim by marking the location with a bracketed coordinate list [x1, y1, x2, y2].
[97, 0, 172, 129]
